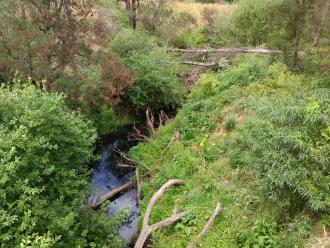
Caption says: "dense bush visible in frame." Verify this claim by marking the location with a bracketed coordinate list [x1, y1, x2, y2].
[229, 89, 330, 213]
[111, 29, 156, 57]
[125, 48, 185, 111]
[156, 12, 199, 48]
[111, 30, 185, 111]
[0, 84, 123, 247]
[138, 0, 173, 32]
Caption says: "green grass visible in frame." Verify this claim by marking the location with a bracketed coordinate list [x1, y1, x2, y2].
[129, 55, 329, 247]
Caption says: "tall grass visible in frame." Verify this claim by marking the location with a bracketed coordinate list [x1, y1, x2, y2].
[171, 1, 235, 25]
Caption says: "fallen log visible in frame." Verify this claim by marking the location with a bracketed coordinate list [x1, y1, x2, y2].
[186, 202, 221, 248]
[89, 180, 135, 209]
[134, 179, 187, 248]
[170, 47, 282, 54]
[182, 60, 217, 67]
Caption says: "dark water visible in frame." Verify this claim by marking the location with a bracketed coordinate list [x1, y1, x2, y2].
[89, 140, 138, 246]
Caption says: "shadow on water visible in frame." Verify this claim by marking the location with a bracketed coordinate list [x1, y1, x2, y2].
[89, 137, 139, 247]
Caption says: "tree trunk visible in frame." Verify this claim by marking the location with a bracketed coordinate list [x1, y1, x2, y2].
[291, 0, 308, 67]
[313, 0, 330, 52]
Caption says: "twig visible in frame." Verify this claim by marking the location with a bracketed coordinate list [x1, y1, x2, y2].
[186, 202, 221, 248]
[113, 147, 151, 171]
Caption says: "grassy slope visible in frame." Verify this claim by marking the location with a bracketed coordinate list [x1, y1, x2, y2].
[130, 55, 329, 247]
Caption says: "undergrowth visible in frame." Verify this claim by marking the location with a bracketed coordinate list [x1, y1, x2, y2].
[129, 55, 330, 247]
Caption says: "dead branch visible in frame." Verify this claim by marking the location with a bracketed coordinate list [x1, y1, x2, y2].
[146, 108, 155, 134]
[135, 168, 141, 205]
[159, 110, 169, 126]
[186, 202, 221, 248]
[116, 163, 136, 169]
[182, 61, 217, 67]
[128, 125, 149, 141]
[113, 147, 151, 171]
[89, 181, 135, 209]
[134, 179, 187, 248]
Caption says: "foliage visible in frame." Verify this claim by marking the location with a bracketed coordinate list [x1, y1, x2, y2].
[0, 0, 95, 82]
[178, 27, 206, 48]
[208, 0, 327, 66]
[229, 89, 330, 213]
[223, 116, 236, 131]
[156, 12, 198, 48]
[0, 84, 123, 247]
[111, 30, 185, 111]
[129, 56, 324, 247]
[125, 48, 185, 111]
[217, 55, 269, 90]
[138, 0, 173, 32]
[236, 219, 277, 248]
[91, 107, 135, 135]
[111, 29, 157, 57]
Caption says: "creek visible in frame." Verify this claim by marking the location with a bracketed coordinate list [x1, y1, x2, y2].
[89, 137, 139, 247]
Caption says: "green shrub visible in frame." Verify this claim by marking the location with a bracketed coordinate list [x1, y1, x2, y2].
[111, 29, 156, 57]
[209, 13, 237, 47]
[178, 27, 206, 48]
[91, 107, 135, 135]
[236, 219, 277, 248]
[110, 30, 185, 112]
[124, 48, 185, 111]
[217, 55, 270, 90]
[0, 84, 123, 247]
[229, 89, 330, 213]
[190, 72, 219, 99]
[156, 12, 197, 48]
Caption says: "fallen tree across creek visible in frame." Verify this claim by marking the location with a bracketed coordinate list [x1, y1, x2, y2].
[89, 180, 135, 209]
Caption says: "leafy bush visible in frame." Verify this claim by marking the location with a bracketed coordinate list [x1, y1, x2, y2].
[156, 12, 197, 48]
[178, 27, 206, 48]
[236, 219, 277, 248]
[111, 29, 156, 57]
[111, 30, 185, 112]
[91, 107, 134, 135]
[229, 89, 330, 213]
[123, 47, 185, 111]
[0, 84, 123, 247]
[217, 55, 270, 90]
[138, 0, 173, 32]
[209, 12, 237, 47]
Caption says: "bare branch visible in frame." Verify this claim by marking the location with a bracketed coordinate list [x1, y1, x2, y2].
[134, 180, 187, 248]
